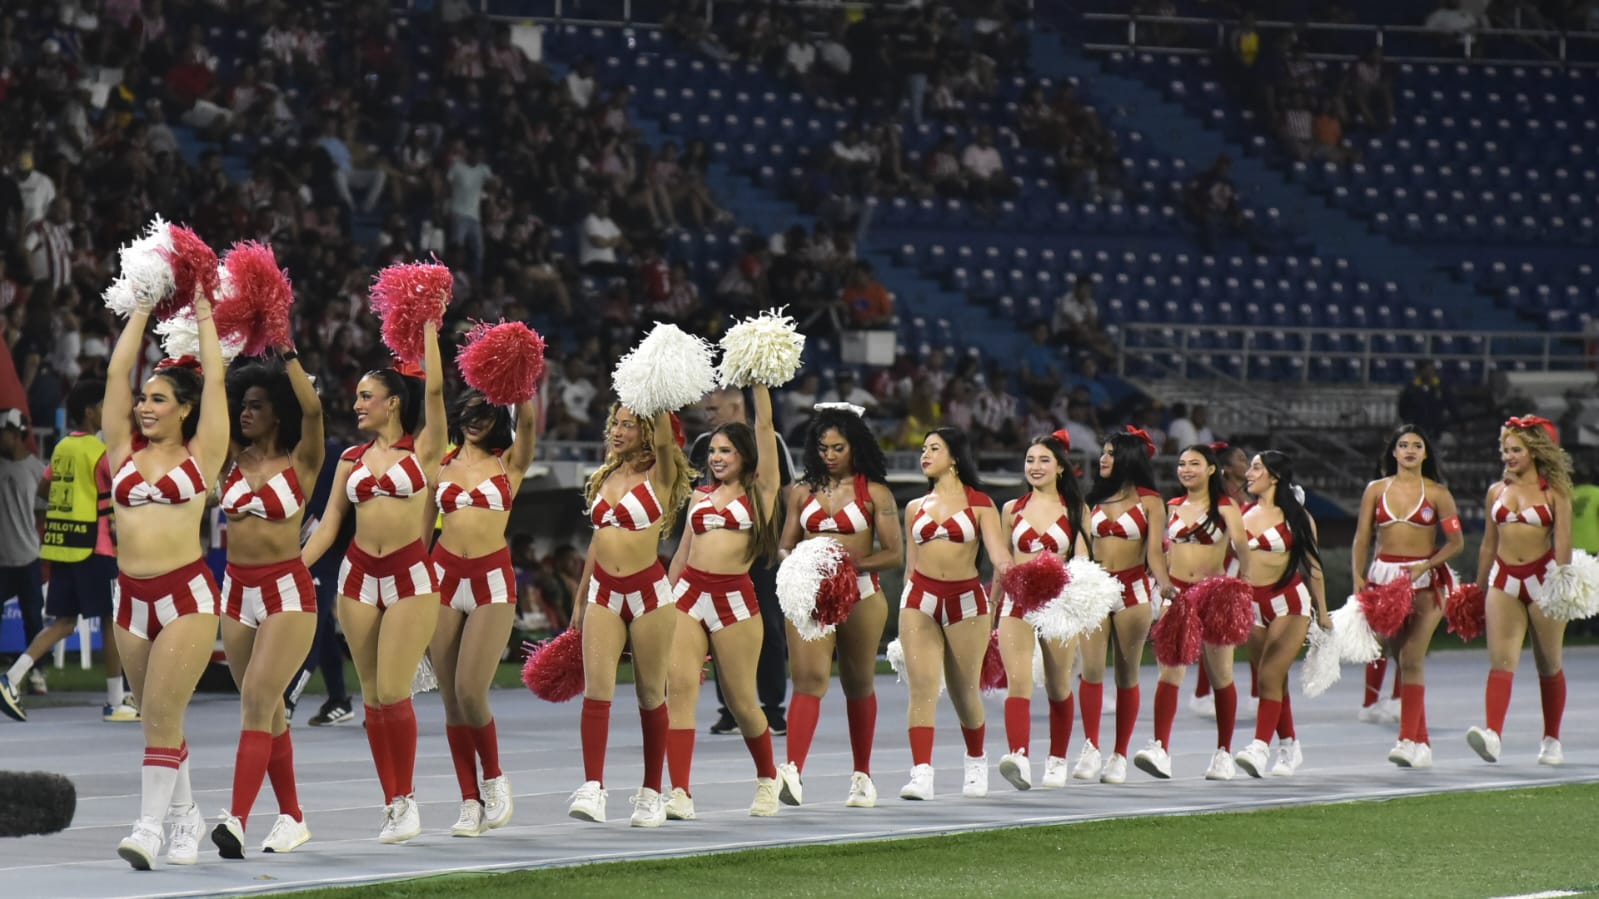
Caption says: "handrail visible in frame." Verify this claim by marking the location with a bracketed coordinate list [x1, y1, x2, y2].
[391, 0, 913, 27]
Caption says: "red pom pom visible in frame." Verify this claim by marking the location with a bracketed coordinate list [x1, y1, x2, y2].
[1357, 578, 1415, 638]
[1001, 553, 1069, 616]
[159, 225, 220, 320]
[813, 554, 861, 628]
[456, 321, 547, 406]
[520, 630, 585, 702]
[1152, 594, 1203, 667]
[980, 629, 1007, 693]
[214, 241, 294, 357]
[370, 261, 452, 363]
[1444, 583, 1487, 642]
[1191, 575, 1254, 646]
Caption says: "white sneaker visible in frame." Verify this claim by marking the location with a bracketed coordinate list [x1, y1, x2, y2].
[845, 771, 877, 808]
[1269, 738, 1303, 776]
[1466, 726, 1502, 763]
[451, 800, 486, 837]
[664, 787, 696, 821]
[379, 796, 421, 843]
[1233, 739, 1271, 778]
[1070, 741, 1102, 780]
[750, 778, 780, 817]
[962, 754, 989, 797]
[118, 818, 164, 870]
[900, 763, 935, 800]
[1190, 694, 1216, 719]
[1205, 748, 1237, 781]
[1538, 736, 1565, 766]
[1388, 739, 1416, 767]
[776, 761, 804, 806]
[260, 814, 310, 853]
[998, 751, 1032, 791]
[1099, 752, 1128, 784]
[1409, 742, 1434, 769]
[568, 781, 607, 822]
[481, 775, 512, 829]
[165, 803, 203, 864]
[629, 788, 666, 828]
[1378, 697, 1401, 724]
[211, 810, 245, 859]
[1041, 756, 1069, 789]
[1133, 740, 1173, 779]
[1357, 703, 1386, 724]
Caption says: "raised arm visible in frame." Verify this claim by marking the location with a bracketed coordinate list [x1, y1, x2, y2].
[285, 351, 325, 479]
[505, 395, 540, 491]
[648, 409, 677, 494]
[103, 309, 150, 469]
[1221, 501, 1251, 581]
[414, 322, 448, 471]
[751, 385, 780, 506]
[192, 295, 231, 477]
[859, 481, 904, 573]
[302, 460, 353, 568]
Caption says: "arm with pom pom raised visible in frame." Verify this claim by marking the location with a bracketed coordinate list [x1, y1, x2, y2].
[192, 294, 232, 479]
[505, 396, 540, 492]
[414, 321, 448, 472]
[1476, 483, 1502, 588]
[752, 384, 780, 507]
[102, 309, 148, 469]
[1350, 480, 1381, 594]
[647, 409, 678, 496]
[285, 352, 325, 484]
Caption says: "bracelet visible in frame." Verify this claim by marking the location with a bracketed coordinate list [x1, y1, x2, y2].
[281, 350, 299, 362]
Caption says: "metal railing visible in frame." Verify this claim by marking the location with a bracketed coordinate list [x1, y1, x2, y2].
[389, 0, 913, 27]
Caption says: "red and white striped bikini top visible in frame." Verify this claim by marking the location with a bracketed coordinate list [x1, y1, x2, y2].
[1247, 519, 1293, 553]
[689, 487, 754, 534]
[1091, 487, 1162, 540]
[1010, 491, 1073, 554]
[112, 452, 208, 508]
[342, 435, 428, 504]
[435, 447, 513, 513]
[1167, 495, 1232, 545]
[1491, 491, 1553, 527]
[589, 477, 664, 530]
[911, 486, 993, 545]
[800, 473, 871, 535]
[1374, 481, 1437, 528]
[219, 463, 305, 520]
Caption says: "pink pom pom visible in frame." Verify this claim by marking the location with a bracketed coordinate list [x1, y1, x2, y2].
[520, 630, 585, 702]
[457, 321, 547, 406]
[813, 554, 861, 628]
[1357, 578, 1415, 638]
[215, 241, 294, 357]
[370, 261, 452, 363]
[158, 225, 220, 320]
[1191, 575, 1254, 646]
[1001, 553, 1069, 616]
[1444, 583, 1486, 642]
[1152, 594, 1203, 667]
[980, 629, 1007, 693]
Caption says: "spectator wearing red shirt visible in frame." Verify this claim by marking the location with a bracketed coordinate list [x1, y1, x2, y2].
[842, 261, 893, 328]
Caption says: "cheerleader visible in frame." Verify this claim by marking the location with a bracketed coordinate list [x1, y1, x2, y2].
[1133, 445, 1251, 780]
[428, 391, 538, 836]
[105, 295, 229, 869]
[567, 404, 695, 827]
[1350, 425, 1464, 768]
[211, 351, 324, 858]
[898, 427, 1013, 800]
[663, 385, 783, 818]
[1075, 427, 1174, 784]
[301, 322, 447, 843]
[1466, 416, 1574, 765]
[775, 405, 902, 808]
[1191, 442, 1252, 718]
[991, 431, 1089, 790]
[1232, 451, 1330, 778]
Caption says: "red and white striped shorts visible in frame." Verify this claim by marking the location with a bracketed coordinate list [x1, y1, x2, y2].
[857, 571, 882, 598]
[1111, 564, 1154, 610]
[674, 566, 759, 633]
[339, 540, 437, 611]
[1489, 552, 1557, 606]
[901, 571, 989, 626]
[222, 558, 316, 627]
[589, 561, 674, 623]
[115, 558, 221, 640]
[433, 543, 514, 613]
[1369, 552, 1454, 593]
[1253, 574, 1310, 626]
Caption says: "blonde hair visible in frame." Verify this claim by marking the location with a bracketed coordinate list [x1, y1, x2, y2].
[1502, 421, 1574, 497]
[585, 403, 697, 537]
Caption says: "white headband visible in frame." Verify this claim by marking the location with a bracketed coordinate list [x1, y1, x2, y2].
[813, 402, 866, 418]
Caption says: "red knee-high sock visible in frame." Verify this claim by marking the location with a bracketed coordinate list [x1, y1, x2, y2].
[1048, 696, 1074, 758]
[446, 725, 482, 802]
[961, 723, 986, 758]
[1154, 681, 1178, 749]
[1485, 669, 1514, 734]
[745, 728, 777, 779]
[472, 720, 502, 780]
[1114, 685, 1140, 756]
[1254, 697, 1283, 744]
[1195, 664, 1212, 698]
[845, 694, 876, 775]
[1540, 671, 1566, 739]
[268, 731, 302, 822]
[581, 698, 611, 785]
[1400, 684, 1426, 744]
[1079, 679, 1104, 748]
[786, 693, 822, 771]
[1249, 662, 1259, 698]
[229, 730, 272, 828]
[909, 726, 935, 766]
[1214, 683, 1238, 751]
[666, 728, 696, 794]
[1363, 658, 1387, 707]
[1276, 693, 1296, 741]
[364, 704, 395, 802]
[640, 704, 669, 793]
[385, 699, 418, 799]
[1004, 697, 1031, 754]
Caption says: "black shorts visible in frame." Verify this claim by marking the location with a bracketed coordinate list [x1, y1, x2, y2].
[46, 554, 117, 620]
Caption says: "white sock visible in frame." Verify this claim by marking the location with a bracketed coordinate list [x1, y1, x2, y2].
[169, 754, 194, 813]
[107, 678, 124, 707]
[6, 654, 34, 683]
[141, 761, 179, 824]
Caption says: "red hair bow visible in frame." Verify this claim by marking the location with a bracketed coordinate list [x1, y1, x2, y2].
[1051, 428, 1072, 451]
[392, 358, 426, 379]
[1125, 426, 1157, 458]
[1209, 441, 1230, 454]
[1505, 415, 1558, 442]
[155, 355, 203, 375]
[669, 412, 686, 449]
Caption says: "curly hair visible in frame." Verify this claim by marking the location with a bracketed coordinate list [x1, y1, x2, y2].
[584, 404, 697, 538]
[227, 361, 304, 452]
[1379, 424, 1446, 484]
[799, 407, 889, 489]
[1501, 419, 1573, 496]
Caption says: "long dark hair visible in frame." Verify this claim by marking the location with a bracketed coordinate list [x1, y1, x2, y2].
[709, 421, 779, 564]
[1258, 450, 1322, 590]
[801, 408, 888, 489]
[448, 389, 514, 453]
[150, 363, 203, 441]
[925, 426, 982, 491]
[1030, 432, 1089, 560]
[363, 368, 424, 434]
[1087, 430, 1158, 504]
[1181, 443, 1229, 534]
[1379, 423, 1445, 483]
[227, 361, 304, 452]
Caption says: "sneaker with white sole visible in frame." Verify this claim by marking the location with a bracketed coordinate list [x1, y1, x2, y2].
[629, 788, 666, 828]
[900, 764, 935, 800]
[1538, 736, 1565, 766]
[451, 800, 486, 837]
[103, 697, 140, 722]
[998, 751, 1032, 791]
[1269, 738, 1303, 776]
[776, 761, 804, 806]
[118, 818, 164, 870]
[1388, 739, 1416, 767]
[1205, 748, 1237, 781]
[1099, 752, 1128, 784]
[1041, 756, 1069, 789]
[25, 669, 47, 695]
[308, 698, 355, 727]
[379, 796, 420, 843]
[260, 814, 310, 853]
[962, 754, 989, 797]
[1133, 740, 1173, 779]
[1409, 742, 1434, 769]
[845, 771, 877, 808]
[481, 775, 512, 829]
[1070, 741, 1102, 780]
[1233, 739, 1271, 778]
[165, 803, 203, 864]
[750, 778, 780, 817]
[1357, 703, 1385, 724]
[1466, 726, 1501, 763]
[568, 781, 607, 822]
[0, 673, 26, 722]
[211, 810, 245, 858]
[664, 787, 696, 821]
[1190, 694, 1216, 719]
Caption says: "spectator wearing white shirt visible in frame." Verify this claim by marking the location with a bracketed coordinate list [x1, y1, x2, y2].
[579, 196, 629, 278]
[565, 57, 597, 110]
[1165, 403, 1216, 453]
[14, 150, 55, 228]
[960, 126, 1016, 206]
[825, 370, 879, 413]
[447, 142, 495, 280]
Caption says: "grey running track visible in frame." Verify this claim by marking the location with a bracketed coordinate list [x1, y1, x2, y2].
[5, 648, 1599, 899]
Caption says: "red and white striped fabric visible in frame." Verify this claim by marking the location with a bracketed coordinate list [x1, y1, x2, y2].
[588, 479, 664, 531]
[857, 571, 882, 598]
[1111, 565, 1154, 609]
[900, 572, 988, 626]
[688, 490, 754, 534]
[800, 474, 872, 535]
[219, 464, 305, 520]
[1488, 552, 1558, 605]
[1253, 574, 1310, 626]
[433, 543, 514, 613]
[674, 566, 759, 633]
[111, 455, 207, 507]
[339, 540, 436, 610]
[24, 219, 71, 288]
[221, 558, 316, 627]
[1011, 492, 1072, 554]
[909, 487, 992, 545]
[115, 558, 221, 640]
[342, 436, 428, 504]
[435, 448, 513, 513]
[588, 561, 674, 622]
[1368, 552, 1455, 593]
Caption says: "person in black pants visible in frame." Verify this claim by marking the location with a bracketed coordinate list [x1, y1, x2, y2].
[285, 438, 355, 726]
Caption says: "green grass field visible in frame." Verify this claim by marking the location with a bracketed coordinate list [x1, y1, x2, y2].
[285, 784, 1599, 898]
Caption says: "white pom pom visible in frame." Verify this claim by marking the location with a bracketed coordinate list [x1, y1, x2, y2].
[776, 537, 847, 642]
[1301, 622, 1341, 698]
[717, 307, 806, 388]
[1037, 557, 1122, 642]
[1535, 550, 1599, 621]
[612, 322, 717, 418]
[154, 306, 243, 363]
[884, 637, 945, 695]
[1331, 599, 1382, 664]
[104, 216, 176, 318]
[411, 653, 438, 695]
